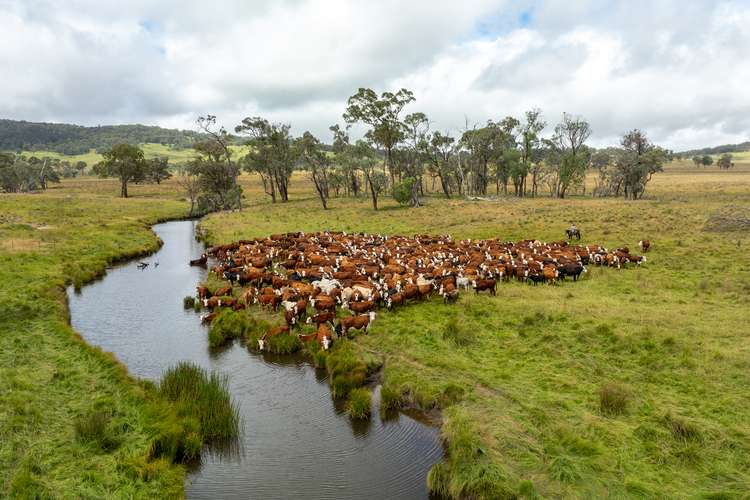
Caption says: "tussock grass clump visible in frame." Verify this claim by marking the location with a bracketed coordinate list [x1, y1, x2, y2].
[158, 361, 240, 447]
[428, 407, 516, 499]
[265, 333, 302, 354]
[549, 455, 582, 483]
[442, 316, 476, 347]
[74, 411, 121, 451]
[380, 384, 405, 412]
[243, 317, 271, 349]
[183, 295, 195, 309]
[663, 413, 701, 442]
[208, 309, 254, 348]
[599, 383, 629, 416]
[346, 388, 372, 419]
[327, 340, 369, 398]
[148, 410, 202, 462]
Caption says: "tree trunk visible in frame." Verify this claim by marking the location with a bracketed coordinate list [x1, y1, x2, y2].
[120, 178, 128, 198]
[438, 172, 451, 199]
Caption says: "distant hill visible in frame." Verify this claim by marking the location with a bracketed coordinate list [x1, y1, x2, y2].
[680, 141, 750, 157]
[0, 119, 208, 155]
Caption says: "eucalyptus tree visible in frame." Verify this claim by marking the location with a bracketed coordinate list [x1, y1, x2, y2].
[189, 115, 242, 211]
[297, 131, 331, 209]
[618, 129, 666, 199]
[423, 131, 458, 198]
[519, 109, 546, 197]
[93, 143, 146, 198]
[236, 117, 297, 203]
[348, 140, 385, 210]
[717, 153, 734, 169]
[545, 113, 591, 199]
[590, 130, 665, 199]
[329, 124, 361, 197]
[343, 87, 414, 184]
[144, 156, 171, 184]
[460, 124, 497, 195]
[399, 111, 429, 206]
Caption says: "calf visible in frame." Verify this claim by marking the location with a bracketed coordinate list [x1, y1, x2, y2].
[638, 239, 651, 252]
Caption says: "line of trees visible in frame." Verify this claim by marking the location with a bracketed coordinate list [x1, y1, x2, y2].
[692, 153, 735, 169]
[31, 87, 676, 208]
[166, 88, 672, 212]
[213, 87, 668, 209]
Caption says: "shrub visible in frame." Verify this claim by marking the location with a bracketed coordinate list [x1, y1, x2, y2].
[74, 411, 121, 451]
[346, 388, 372, 419]
[393, 177, 416, 205]
[599, 383, 629, 416]
[183, 296, 195, 309]
[193, 300, 202, 312]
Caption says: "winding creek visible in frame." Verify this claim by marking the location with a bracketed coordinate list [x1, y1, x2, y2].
[67, 220, 443, 499]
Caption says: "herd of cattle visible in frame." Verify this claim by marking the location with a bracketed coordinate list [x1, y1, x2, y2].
[191, 232, 650, 351]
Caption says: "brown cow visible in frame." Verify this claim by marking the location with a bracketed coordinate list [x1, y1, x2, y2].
[338, 311, 376, 336]
[311, 295, 337, 311]
[638, 240, 651, 252]
[348, 300, 375, 314]
[473, 279, 496, 295]
[256, 293, 281, 311]
[316, 323, 334, 350]
[306, 311, 335, 326]
[542, 265, 559, 284]
[386, 292, 405, 309]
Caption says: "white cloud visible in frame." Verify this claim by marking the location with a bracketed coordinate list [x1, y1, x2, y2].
[0, 0, 748, 150]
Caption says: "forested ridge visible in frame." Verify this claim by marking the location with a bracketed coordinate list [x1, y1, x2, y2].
[679, 141, 750, 156]
[0, 119, 207, 154]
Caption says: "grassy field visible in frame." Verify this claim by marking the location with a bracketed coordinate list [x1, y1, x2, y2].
[0, 185, 191, 497]
[2, 159, 749, 498]
[199, 161, 750, 498]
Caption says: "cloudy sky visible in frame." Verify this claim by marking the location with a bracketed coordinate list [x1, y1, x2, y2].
[2, 0, 749, 150]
